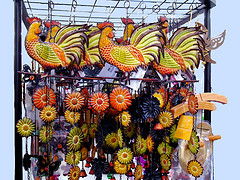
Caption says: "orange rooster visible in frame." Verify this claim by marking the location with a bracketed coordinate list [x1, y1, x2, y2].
[97, 21, 166, 73]
[25, 17, 89, 71]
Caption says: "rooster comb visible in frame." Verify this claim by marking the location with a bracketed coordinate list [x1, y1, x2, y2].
[27, 17, 42, 24]
[121, 17, 134, 25]
[44, 21, 61, 28]
[97, 21, 114, 30]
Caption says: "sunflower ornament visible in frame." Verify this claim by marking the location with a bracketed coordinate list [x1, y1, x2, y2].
[187, 160, 203, 178]
[160, 153, 171, 171]
[81, 123, 89, 139]
[119, 111, 131, 127]
[158, 111, 174, 128]
[134, 164, 143, 180]
[110, 86, 132, 111]
[40, 105, 57, 123]
[64, 110, 80, 125]
[157, 142, 172, 156]
[117, 128, 123, 148]
[16, 117, 35, 137]
[146, 135, 154, 153]
[64, 92, 84, 111]
[39, 125, 53, 143]
[89, 123, 98, 138]
[188, 94, 198, 114]
[88, 92, 109, 114]
[105, 132, 118, 149]
[114, 160, 130, 174]
[67, 127, 84, 151]
[32, 86, 56, 109]
[65, 151, 81, 165]
[188, 130, 200, 154]
[68, 166, 81, 180]
[117, 147, 133, 164]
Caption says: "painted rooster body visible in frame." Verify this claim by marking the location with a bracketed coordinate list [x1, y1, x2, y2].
[97, 21, 164, 73]
[153, 18, 209, 75]
[25, 17, 89, 71]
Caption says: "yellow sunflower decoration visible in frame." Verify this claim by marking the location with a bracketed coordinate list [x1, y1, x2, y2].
[157, 142, 172, 156]
[136, 135, 142, 154]
[68, 166, 80, 180]
[81, 123, 89, 139]
[67, 127, 84, 151]
[140, 138, 147, 154]
[40, 105, 57, 123]
[134, 164, 143, 180]
[158, 111, 173, 128]
[117, 147, 133, 164]
[160, 153, 171, 171]
[114, 160, 130, 174]
[65, 151, 81, 165]
[64, 110, 80, 125]
[105, 132, 118, 149]
[39, 125, 53, 143]
[16, 117, 35, 137]
[153, 92, 164, 108]
[117, 128, 123, 148]
[146, 135, 154, 153]
[120, 111, 131, 127]
[187, 160, 203, 178]
[89, 123, 97, 138]
[124, 122, 135, 138]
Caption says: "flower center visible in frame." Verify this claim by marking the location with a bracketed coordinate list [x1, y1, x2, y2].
[117, 95, 124, 103]
[42, 94, 47, 102]
[70, 113, 75, 119]
[162, 117, 168, 123]
[191, 137, 195, 145]
[123, 153, 128, 158]
[163, 159, 167, 165]
[192, 166, 197, 172]
[23, 125, 29, 131]
[111, 137, 116, 143]
[73, 136, 79, 144]
[97, 98, 103, 105]
[72, 98, 78, 105]
[46, 111, 52, 117]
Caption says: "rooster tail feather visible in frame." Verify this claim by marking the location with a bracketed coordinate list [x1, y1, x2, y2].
[129, 22, 162, 64]
[53, 25, 89, 68]
[85, 27, 103, 66]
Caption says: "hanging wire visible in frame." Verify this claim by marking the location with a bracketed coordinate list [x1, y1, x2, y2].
[69, 0, 78, 24]
[107, 0, 121, 21]
[87, 0, 98, 24]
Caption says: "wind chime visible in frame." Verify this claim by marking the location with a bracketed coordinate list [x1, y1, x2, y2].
[16, 0, 227, 179]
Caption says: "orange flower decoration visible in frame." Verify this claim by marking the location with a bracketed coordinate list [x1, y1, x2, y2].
[64, 92, 84, 111]
[33, 86, 56, 109]
[110, 86, 132, 112]
[188, 94, 198, 114]
[88, 92, 109, 114]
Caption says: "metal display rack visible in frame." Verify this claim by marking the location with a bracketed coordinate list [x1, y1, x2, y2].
[14, 0, 216, 179]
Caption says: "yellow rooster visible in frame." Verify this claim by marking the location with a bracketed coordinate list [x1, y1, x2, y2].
[25, 17, 89, 71]
[97, 21, 166, 73]
[153, 17, 211, 75]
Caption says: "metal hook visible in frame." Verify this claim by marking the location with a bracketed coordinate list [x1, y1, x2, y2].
[124, 0, 130, 9]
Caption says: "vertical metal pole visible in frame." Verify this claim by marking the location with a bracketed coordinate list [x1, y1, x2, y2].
[14, 0, 23, 179]
[204, 0, 211, 123]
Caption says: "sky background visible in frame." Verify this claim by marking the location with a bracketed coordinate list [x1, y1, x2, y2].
[0, 0, 239, 179]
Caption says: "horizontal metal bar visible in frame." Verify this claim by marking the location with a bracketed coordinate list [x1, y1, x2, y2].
[18, 71, 199, 83]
